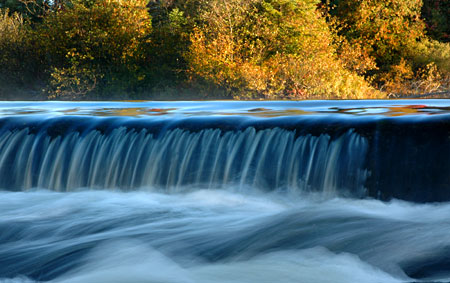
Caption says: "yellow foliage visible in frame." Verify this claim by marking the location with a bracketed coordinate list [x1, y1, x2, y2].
[186, 0, 376, 99]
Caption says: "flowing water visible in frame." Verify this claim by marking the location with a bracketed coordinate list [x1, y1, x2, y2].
[0, 100, 449, 283]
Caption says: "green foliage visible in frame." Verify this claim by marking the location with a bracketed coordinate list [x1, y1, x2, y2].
[0, 8, 41, 86]
[0, 9, 26, 82]
[146, 2, 191, 91]
[409, 39, 450, 73]
[36, 0, 152, 99]
[406, 39, 450, 93]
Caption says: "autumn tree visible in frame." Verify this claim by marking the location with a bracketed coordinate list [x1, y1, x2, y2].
[327, 0, 450, 95]
[36, 0, 152, 99]
[186, 0, 374, 99]
[329, 0, 425, 66]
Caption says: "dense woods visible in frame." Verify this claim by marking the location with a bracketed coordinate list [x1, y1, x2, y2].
[0, 0, 449, 100]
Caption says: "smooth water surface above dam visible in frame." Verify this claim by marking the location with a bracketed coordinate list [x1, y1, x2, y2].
[0, 99, 449, 117]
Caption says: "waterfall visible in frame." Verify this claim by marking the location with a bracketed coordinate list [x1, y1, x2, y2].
[0, 109, 448, 202]
[1, 101, 450, 283]
[0, 122, 369, 195]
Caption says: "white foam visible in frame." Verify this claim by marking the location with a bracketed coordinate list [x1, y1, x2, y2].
[2, 190, 450, 282]
[53, 240, 401, 283]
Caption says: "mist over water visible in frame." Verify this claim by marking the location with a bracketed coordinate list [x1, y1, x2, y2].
[0, 101, 449, 282]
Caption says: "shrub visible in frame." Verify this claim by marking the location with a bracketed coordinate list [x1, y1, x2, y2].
[408, 39, 450, 73]
[329, 0, 425, 66]
[406, 39, 450, 94]
[36, 0, 152, 99]
[186, 0, 376, 99]
[145, 2, 191, 92]
[378, 40, 450, 95]
[327, 0, 450, 96]
[0, 9, 36, 85]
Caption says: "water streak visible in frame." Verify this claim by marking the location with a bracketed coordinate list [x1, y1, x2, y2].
[1, 101, 449, 282]
[0, 126, 369, 195]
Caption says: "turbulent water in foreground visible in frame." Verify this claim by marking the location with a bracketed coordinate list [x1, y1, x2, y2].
[0, 100, 449, 283]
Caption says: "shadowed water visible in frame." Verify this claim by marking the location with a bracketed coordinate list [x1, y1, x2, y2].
[0, 100, 449, 282]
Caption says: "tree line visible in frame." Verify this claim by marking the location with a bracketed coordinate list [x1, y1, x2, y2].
[0, 0, 449, 100]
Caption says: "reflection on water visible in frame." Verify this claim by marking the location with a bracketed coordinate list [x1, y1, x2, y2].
[0, 100, 448, 117]
[328, 105, 450, 116]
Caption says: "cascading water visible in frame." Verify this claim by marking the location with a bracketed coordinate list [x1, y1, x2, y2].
[0, 101, 449, 283]
[0, 125, 368, 194]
